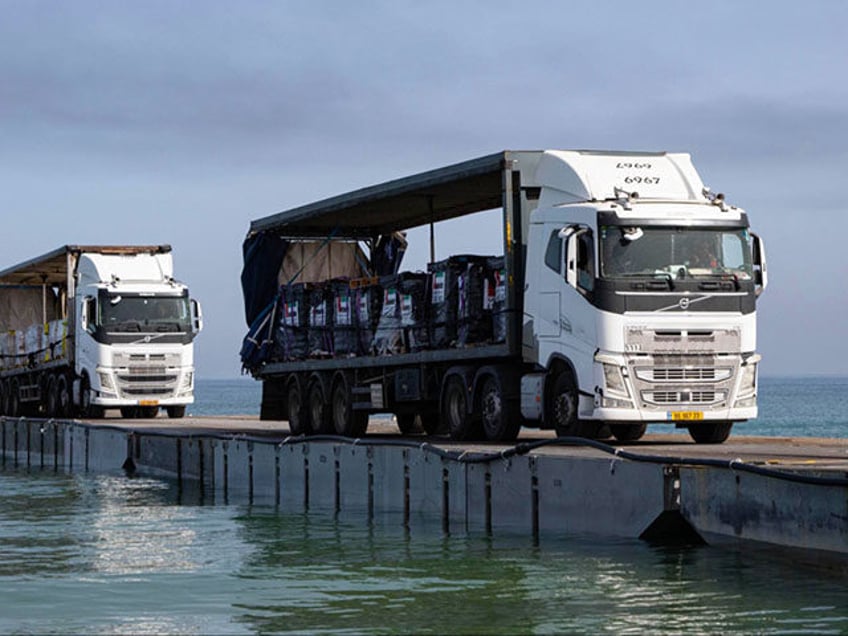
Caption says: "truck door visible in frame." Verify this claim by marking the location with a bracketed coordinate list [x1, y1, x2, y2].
[76, 295, 99, 376]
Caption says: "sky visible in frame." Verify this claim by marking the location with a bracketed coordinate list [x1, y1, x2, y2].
[2, 1, 847, 378]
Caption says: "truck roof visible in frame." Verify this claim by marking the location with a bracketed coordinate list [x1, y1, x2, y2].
[0, 245, 172, 287]
[249, 151, 519, 239]
[249, 149, 710, 239]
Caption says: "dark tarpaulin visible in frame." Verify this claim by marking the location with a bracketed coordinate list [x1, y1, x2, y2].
[241, 232, 289, 327]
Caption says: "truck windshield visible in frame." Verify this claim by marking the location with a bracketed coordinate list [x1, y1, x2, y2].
[599, 226, 753, 280]
[98, 293, 191, 333]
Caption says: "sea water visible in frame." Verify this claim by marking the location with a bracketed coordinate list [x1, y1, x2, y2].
[0, 377, 846, 634]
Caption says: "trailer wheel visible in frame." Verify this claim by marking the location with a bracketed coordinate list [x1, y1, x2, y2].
[549, 371, 596, 438]
[166, 406, 186, 419]
[57, 375, 70, 417]
[286, 379, 307, 435]
[331, 374, 368, 437]
[687, 421, 732, 444]
[45, 376, 60, 417]
[9, 379, 20, 417]
[610, 423, 647, 442]
[307, 374, 333, 435]
[442, 374, 481, 441]
[478, 374, 521, 442]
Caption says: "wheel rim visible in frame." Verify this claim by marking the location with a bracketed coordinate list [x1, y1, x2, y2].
[480, 378, 502, 432]
[553, 392, 576, 431]
[446, 379, 466, 434]
[308, 383, 325, 433]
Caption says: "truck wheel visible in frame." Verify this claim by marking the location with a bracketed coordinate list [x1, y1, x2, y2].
[307, 375, 333, 435]
[331, 376, 367, 437]
[45, 376, 60, 417]
[139, 406, 159, 419]
[478, 374, 521, 442]
[166, 406, 186, 419]
[79, 374, 104, 419]
[57, 376, 71, 417]
[120, 407, 139, 419]
[0, 380, 6, 415]
[442, 374, 481, 441]
[687, 422, 732, 444]
[549, 371, 596, 438]
[610, 423, 647, 442]
[286, 380, 307, 435]
[9, 379, 20, 417]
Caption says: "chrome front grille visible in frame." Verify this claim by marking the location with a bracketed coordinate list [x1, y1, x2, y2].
[642, 389, 725, 406]
[635, 367, 732, 382]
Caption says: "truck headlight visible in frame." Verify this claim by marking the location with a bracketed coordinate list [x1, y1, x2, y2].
[603, 363, 627, 395]
[98, 372, 114, 391]
[738, 361, 757, 395]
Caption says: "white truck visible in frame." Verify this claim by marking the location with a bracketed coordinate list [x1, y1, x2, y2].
[241, 150, 767, 443]
[0, 245, 202, 419]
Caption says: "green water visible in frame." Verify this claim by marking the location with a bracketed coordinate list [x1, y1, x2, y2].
[1, 467, 846, 635]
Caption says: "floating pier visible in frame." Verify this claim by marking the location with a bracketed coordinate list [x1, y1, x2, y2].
[2, 415, 846, 571]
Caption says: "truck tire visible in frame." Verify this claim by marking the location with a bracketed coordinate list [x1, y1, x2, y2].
[286, 379, 307, 435]
[610, 423, 647, 442]
[45, 376, 60, 417]
[477, 374, 521, 442]
[548, 371, 596, 438]
[57, 375, 71, 417]
[307, 374, 333, 435]
[121, 407, 139, 419]
[79, 374, 104, 419]
[139, 406, 159, 419]
[9, 379, 20, 417]
[687, 421, 732, 444]
[166, 406, 186, 419]
[442, 374, 481, 441]
[0, 380, 6, 415]
[331, 375, 368, 437]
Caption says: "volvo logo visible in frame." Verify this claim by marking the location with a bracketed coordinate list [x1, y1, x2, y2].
[678, 297, 690, 310]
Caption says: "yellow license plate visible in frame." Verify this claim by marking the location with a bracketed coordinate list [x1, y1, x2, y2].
[139, 399, 159, 406]
[670, 411, 703, 421]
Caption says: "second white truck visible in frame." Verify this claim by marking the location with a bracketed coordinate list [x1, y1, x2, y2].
[0, 245, 202, 419]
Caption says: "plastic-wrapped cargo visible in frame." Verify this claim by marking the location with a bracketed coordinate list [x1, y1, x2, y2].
[329, 279, 357, 357]
[398, 272, 429, 352]
[457, 258, 493, 346]
[275, 283, 309, 361]
[46, 319, 68, 362]
[372, 275, 404, 355]
[353, 280, 381, 356]
[307, 283, 333, 357]
[427, 256, 467, 348]
[485, 256, 507, 344]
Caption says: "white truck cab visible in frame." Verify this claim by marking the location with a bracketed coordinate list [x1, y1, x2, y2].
[521, 151, 766, 443]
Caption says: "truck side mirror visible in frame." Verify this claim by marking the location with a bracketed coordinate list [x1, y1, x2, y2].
[751, 233, 768, 296]
[191, 299, 204, 334]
